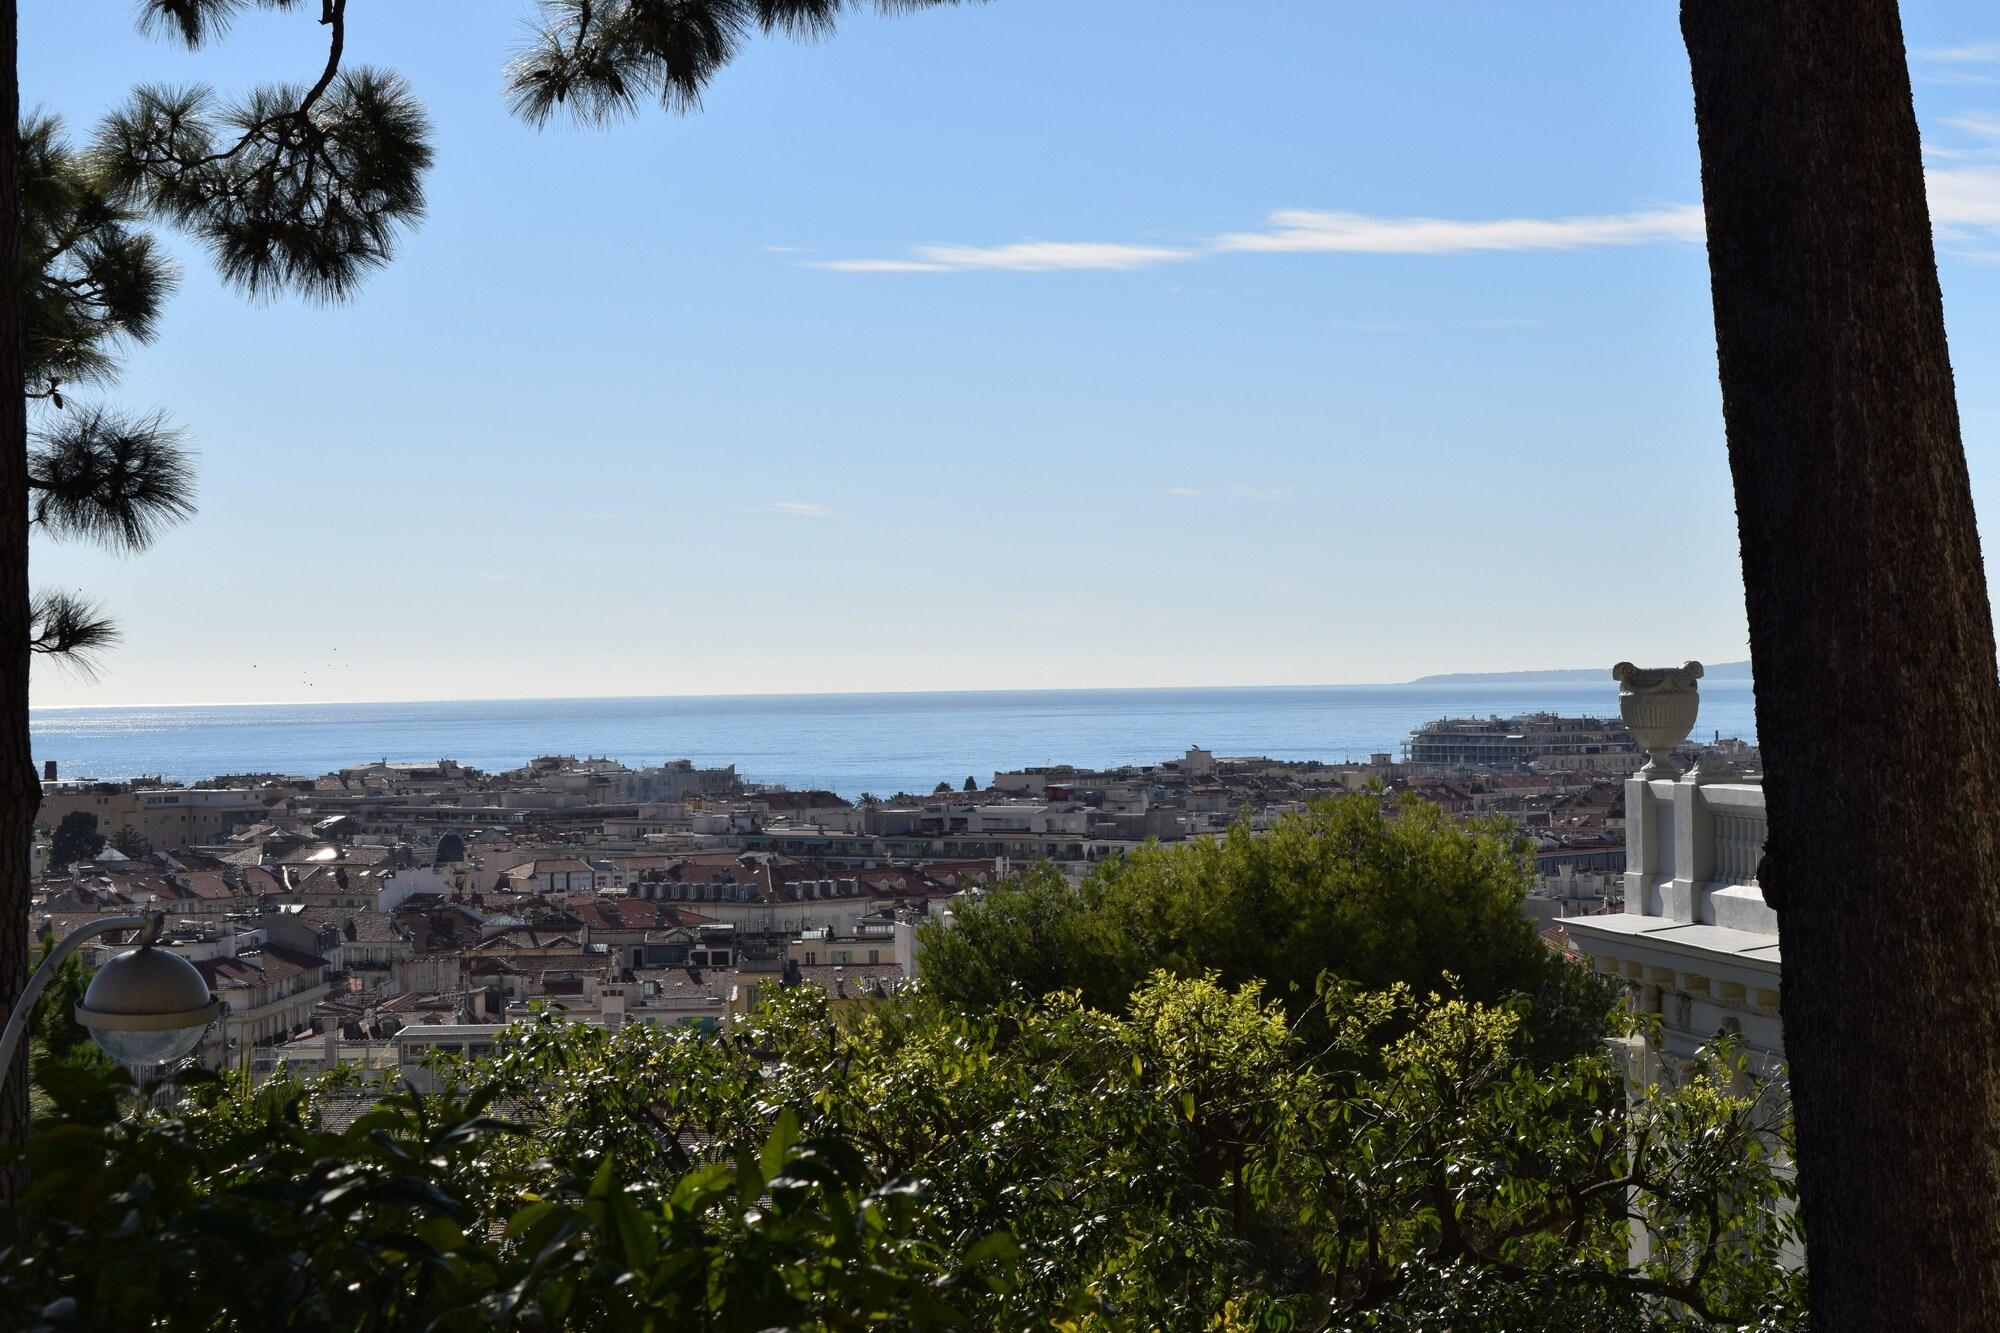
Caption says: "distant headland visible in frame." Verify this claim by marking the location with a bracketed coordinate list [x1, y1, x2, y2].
[1408, 660, 1753, 686]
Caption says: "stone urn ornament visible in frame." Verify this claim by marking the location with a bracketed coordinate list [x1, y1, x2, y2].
[1612, 660, 1703, 778]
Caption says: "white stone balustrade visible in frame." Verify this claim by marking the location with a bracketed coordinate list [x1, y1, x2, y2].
[1566, 765, 1784, 1067]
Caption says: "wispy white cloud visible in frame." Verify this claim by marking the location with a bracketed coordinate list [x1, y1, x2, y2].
[1920, 41, 2000, 64]
[920, 241, 1192, 271]
[1933, 114, 2000, 162]
[1927, 163, 2000, 259]
[1927, 165, 2000, 230]
[1163, 486, 1203, 498]
[769, 500, 835, 519]
[803, 152, 2000, 277]
[1942, 111, 2000, 141]
[813, 240, 1193, 274]
[811, 206, 1705, 275]
[1913, 41, 2000, 83]
[1215, 205, 1706, 254]
[1922, 112, 2000, 250]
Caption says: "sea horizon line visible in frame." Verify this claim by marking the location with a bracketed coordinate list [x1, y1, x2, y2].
[27, 675, 1757, 714]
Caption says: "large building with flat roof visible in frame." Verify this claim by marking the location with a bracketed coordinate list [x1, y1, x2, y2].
[1408, 713, 1643, 773]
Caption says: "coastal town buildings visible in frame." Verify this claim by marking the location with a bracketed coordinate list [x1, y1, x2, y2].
[40, 782, 272, 852]
[24, 709, 1753, 1084]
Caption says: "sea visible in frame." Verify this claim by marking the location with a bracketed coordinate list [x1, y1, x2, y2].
[26, 682, 1760, 800]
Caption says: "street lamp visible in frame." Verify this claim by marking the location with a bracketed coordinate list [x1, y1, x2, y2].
[0, 912, 221, 1078]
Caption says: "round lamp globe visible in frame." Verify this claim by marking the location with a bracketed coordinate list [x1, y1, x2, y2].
[75, 945, 220, 1068]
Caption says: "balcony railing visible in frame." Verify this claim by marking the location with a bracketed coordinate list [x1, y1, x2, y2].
[1625, 773, 1769, 926]
[1713, 809, 1764, 886]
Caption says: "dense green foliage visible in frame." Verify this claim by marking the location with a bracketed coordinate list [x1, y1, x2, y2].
[106, 826, 151, 859]
[1, 973, 1801, 1331]
[24, 949, 117, 1126]
[46, 812, 103, 870]
[26, 948, 93, 1066]
[918, 796, 1616, 1060]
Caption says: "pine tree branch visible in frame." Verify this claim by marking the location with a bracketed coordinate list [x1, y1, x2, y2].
[506, 0, 977, 127]
[171, 0, 344, 169]
[22, 115, 178, 393]
[27, 592, 119, 676]
[135, 1, 311, 51]
[299, 0, 347, 116]
[103, 4, 431, 302]
[28, 408, 195, 552]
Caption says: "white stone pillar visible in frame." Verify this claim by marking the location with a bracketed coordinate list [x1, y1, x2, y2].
[1609, 1034, 1658, 1267]
[1669, 770, 1713, 924]
[1624, 774, 1652, 914]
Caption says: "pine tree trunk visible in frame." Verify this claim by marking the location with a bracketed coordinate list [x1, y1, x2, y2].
[0, 0, 31, 1208]
[1682, 1, 2000, 1323]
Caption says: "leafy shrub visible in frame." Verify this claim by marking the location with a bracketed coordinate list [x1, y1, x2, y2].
[1, 976, 1802, 1331]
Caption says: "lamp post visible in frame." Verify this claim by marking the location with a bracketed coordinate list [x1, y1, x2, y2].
[0, 912, 221, 1079]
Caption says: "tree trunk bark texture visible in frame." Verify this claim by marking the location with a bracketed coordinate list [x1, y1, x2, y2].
[0, 0, 32, 1212]
[1683, 1, 2000, 1325]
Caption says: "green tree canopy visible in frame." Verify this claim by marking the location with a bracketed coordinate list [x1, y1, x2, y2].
[918, 794, 1614, 1060]
[47, 811, 103, 870]
[105, 827, 149, 860]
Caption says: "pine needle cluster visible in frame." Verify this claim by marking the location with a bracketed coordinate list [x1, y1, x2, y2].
[506, 0, 975, 125]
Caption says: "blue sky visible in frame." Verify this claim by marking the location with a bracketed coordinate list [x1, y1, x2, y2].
[24, 1, 2000, 705]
